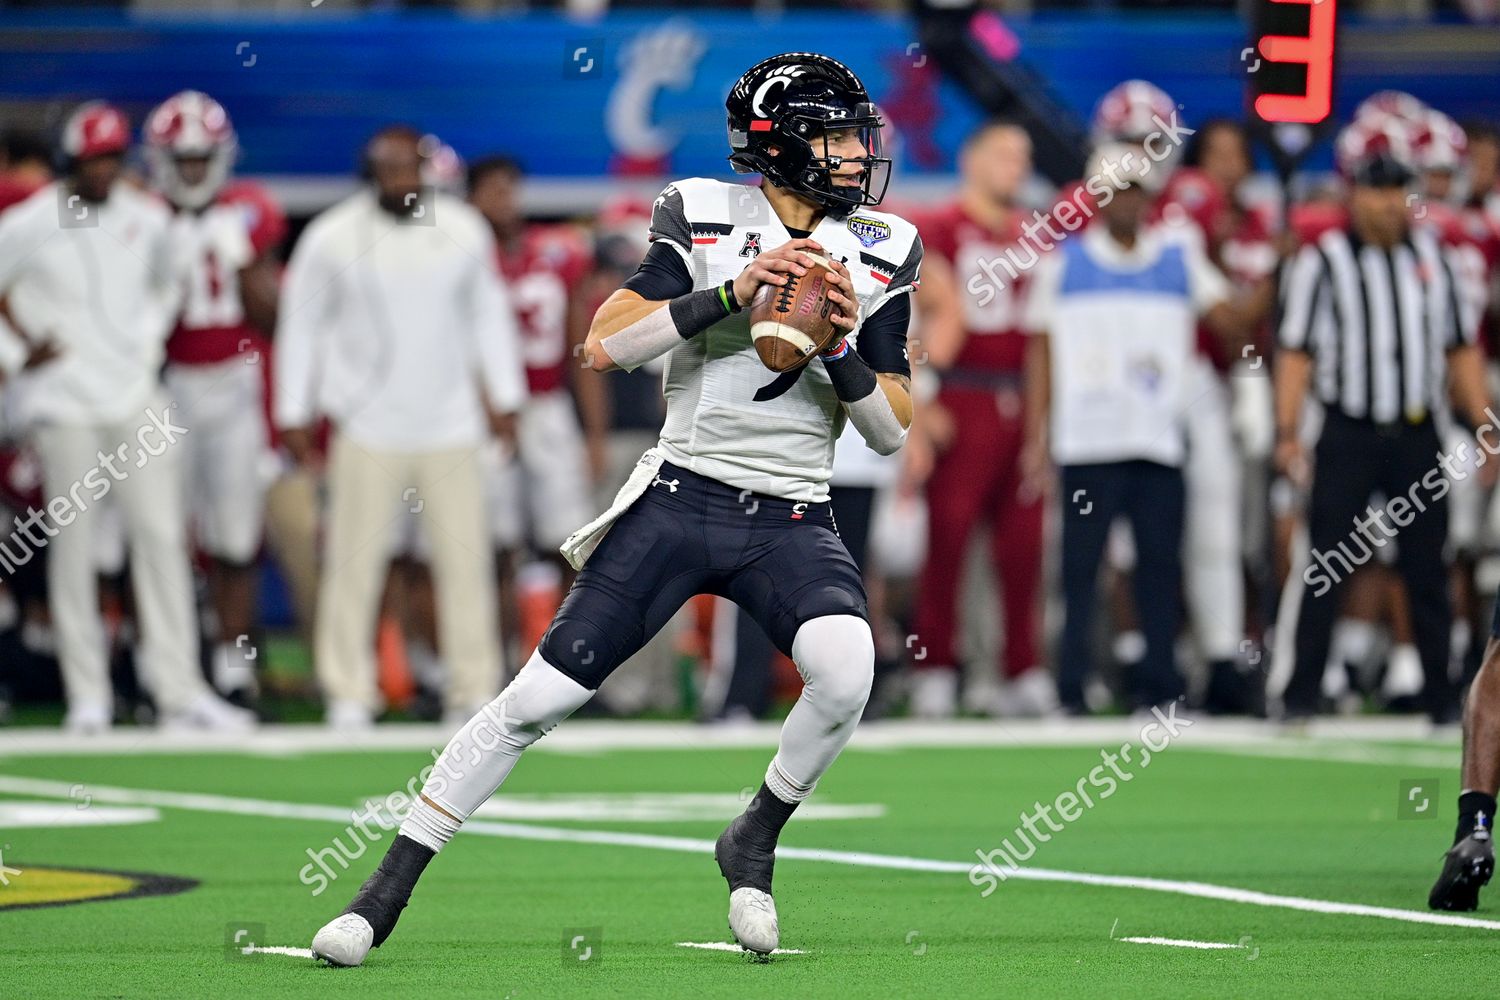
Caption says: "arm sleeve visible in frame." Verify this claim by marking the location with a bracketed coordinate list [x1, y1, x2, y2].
[272, 222, 335, 430]
[470, 229, 529, 413]
[854, 294, 911, 377]
[1276, 245, 1326, 352]
[621, 240, 694, 300]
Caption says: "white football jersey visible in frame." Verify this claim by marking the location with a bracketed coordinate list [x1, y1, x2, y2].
[644, 177, 922, 502]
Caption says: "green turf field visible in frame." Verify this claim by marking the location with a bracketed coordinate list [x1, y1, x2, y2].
[0, 719, 1485, 999]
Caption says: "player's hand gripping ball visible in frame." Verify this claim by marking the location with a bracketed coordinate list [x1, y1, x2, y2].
[738, 239, 856, 373]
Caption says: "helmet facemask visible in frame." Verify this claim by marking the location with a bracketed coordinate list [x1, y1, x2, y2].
[790, 104, 891, 215]
[148, 143, 236, 211]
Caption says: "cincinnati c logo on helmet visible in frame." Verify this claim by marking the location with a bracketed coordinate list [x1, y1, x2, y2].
[751, 67, 807, 117]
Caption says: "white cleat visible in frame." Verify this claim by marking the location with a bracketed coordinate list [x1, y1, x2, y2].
[993, 668, 1060, 718]
[159, 692, 257, 733]
[311, 913, 374, 967]
[63, 701, 112, 735]
[909, 668, 958, 719]
[727, 887, 779, 955]
[325, 699, 375, 732]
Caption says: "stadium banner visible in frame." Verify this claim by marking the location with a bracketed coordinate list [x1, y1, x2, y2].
[0, 11, 1496, 182]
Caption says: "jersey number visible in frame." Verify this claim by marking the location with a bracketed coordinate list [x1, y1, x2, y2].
[182, 248, 243, 329]
[511, 271, 569, 369]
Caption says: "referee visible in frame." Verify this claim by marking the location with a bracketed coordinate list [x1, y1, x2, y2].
[1273, 141, 1493, 724]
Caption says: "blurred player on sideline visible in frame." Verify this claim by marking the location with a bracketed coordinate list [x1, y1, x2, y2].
[145, 90, 285, 705]
[0, 102, 253, 733]
[907, 121, 1052, 718]
[275, 125, 527, 729]
[1166, 118, 1278, 709]
[466, 156, 606, 652]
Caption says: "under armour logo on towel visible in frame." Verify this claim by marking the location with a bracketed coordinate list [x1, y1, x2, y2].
[652, 475, 680, 493]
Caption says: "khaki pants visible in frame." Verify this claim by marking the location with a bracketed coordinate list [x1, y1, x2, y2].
[263, 468, 321, 640]
[30, 395, 207, 715]
[317, 434, 499, 713]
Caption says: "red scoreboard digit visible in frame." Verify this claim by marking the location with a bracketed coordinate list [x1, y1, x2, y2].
[1248, 0, 1339, 128]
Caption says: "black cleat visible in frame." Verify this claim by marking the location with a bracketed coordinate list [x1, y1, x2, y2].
[715, 814, 780, 954]
[311, 835, 433, 966]
[1429, 828, 1494, 911]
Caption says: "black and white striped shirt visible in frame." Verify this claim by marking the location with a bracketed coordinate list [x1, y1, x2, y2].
[1277, 226, 1471, 424]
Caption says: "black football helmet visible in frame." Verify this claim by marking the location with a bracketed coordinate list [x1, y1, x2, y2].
[726, 52, 891, 217]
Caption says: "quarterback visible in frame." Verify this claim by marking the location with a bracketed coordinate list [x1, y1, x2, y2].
[311, 52, 921, 964]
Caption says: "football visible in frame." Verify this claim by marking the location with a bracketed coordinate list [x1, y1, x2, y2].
[749, 253, 842, 373]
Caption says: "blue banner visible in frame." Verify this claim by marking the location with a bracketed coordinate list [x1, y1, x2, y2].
[0, 11, 1495, 177]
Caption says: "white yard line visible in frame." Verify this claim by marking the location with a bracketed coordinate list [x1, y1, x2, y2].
[243, 946, 316, 958]
[0, 717, 1458, 757]
[0, 773, 1495, 933]
[675, 941, 805, 954]
[1116, 936, 1246, 950]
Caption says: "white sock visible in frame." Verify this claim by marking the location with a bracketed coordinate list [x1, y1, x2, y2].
[399, 796, 461, 853]
[406, 650, 593, 848]
[764, 756, 815, 804]
[770, 615, 874, 796]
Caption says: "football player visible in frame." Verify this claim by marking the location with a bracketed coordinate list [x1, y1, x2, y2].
[466, 155, 606, 647]
[144, 90, 285, 703]
[906, 120, 1051, 718]
[311, 52, 919, 964]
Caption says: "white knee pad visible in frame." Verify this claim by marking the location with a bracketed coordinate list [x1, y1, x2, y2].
[791, 614, 875, 722]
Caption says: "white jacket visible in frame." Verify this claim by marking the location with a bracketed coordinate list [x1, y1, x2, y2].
[273, 189, 527, 452]
[0, 181, 179, 426]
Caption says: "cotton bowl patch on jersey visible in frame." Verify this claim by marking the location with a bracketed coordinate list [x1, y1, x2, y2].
[846, 215, 891, 248]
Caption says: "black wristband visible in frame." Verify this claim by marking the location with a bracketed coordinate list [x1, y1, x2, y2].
[668, 285, 733, 340]
[823, 345, 879, 402]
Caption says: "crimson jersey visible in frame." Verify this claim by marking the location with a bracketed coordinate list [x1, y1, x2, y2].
[1422, 199, 1499, 348]
[917, 202, 1034, 374]
[1153, 167, 1229, 250]
[495, 224, 591, 395]
[165, 180, 286, 365]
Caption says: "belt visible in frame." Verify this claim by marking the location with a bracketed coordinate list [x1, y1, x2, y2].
[655, 461, 833, 521]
